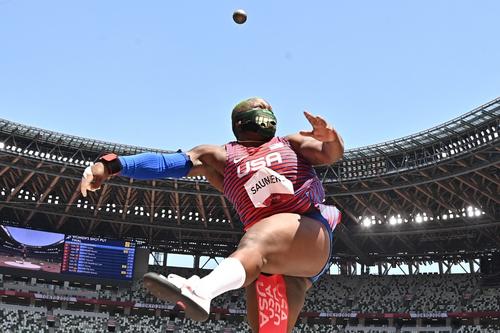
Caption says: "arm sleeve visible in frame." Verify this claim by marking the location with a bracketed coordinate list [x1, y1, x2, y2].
[118, 152, 192, 180]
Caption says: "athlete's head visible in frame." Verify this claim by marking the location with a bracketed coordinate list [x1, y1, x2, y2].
[231, 97, 277, 142]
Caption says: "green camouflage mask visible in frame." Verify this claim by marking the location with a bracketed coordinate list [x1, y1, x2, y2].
[232, 108, 277, 142]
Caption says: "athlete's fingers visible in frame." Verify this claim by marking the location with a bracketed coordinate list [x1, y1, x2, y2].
[89, 181, 102, 191]
[80, 166, 94, 197]
[299, 130, 314, 137]
[303, 111, 318, 126]
[304, 111, 329, 130]
[80, 165, 103, 197]
[314, 115, 328, 128]
[79, 182, 87, 198]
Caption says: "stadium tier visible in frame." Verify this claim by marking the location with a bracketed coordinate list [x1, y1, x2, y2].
[0, 272, 499, 332]
[0, 98, 499, 332]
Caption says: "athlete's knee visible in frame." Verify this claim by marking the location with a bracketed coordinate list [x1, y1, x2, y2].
[236, 233, 270, 264]
[231, 234, 270, 285]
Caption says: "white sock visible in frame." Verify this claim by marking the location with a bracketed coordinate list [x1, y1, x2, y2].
[193, 257, 246, 300]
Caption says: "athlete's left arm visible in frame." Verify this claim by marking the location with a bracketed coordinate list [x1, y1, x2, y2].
[286, 111, 344, 166]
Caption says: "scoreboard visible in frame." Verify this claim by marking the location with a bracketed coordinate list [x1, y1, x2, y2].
[61, 235, 135, 280]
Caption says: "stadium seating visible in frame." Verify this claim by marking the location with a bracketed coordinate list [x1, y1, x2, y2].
[113, 315, 165, 333]
[1, 273, 499, 315]
[345, 326, 398, 333]
[55, 314, 107, 333]
[0, 304, 48, 333]
[1, 272, 500, 332]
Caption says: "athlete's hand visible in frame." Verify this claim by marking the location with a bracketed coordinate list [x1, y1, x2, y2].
[299, 111, 338, 143]
[80, 162, 109, 197]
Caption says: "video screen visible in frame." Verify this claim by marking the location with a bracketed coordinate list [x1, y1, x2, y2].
[0, 225, 136, 281]
[61, 235, 136, 280]
[0, 225, 65, 273]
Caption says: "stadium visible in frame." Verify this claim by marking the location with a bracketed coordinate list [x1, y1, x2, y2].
[0, 96, 498, 332]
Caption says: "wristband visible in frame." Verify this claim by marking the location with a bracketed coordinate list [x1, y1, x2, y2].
[98, 153, 123, 175]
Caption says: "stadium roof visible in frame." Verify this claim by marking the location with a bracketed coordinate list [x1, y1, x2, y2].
[0, 97, 498, 264]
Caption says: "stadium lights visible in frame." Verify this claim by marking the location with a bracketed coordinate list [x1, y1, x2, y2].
[386, 215, 403, 225]
[0, 142, 4, 149]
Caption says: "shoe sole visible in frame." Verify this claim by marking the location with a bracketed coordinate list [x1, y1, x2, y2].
[143, 272, 209, 322]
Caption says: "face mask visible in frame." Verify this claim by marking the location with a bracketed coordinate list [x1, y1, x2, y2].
[232, 108, 277, 142]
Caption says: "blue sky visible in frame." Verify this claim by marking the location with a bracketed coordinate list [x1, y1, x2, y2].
[1, 0, 499, 151]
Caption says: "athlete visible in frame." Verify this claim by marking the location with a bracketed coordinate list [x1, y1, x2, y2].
[80, 97, 344, 332]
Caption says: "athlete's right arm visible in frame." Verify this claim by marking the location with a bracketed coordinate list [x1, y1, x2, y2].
[186, 145, 226, 191]
[80, 145, 226, 196]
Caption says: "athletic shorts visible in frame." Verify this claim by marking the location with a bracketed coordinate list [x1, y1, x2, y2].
[303, 204, 341, 283]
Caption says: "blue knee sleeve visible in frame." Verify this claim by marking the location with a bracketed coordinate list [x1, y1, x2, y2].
[118, 152, 192, 180]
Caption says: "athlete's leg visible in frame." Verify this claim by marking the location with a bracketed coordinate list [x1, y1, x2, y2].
[245, 275, 312, 333]
[144, 213, 329, 321]
[245, 281, 259, 332]
[231, 213, 331, 286]
[283, 276, 312, 332]
[193, 212, 329, 300]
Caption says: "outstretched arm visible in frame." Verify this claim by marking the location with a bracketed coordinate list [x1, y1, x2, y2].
[80, 145, 226, 196]
[287, 111, 344, 166]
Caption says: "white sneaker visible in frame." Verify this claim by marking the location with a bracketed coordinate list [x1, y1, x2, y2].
[143, 272, 211, 322]
[166, 273, 200, 289]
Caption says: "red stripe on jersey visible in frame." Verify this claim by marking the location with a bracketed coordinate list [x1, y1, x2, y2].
[223, 137, 325, 229]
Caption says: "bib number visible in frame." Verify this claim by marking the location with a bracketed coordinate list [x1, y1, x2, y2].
[243, 167, 294, 208]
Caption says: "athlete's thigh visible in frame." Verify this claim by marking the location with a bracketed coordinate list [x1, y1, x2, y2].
[241, 213, 330, 277]
[245, 276, 312, 333]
